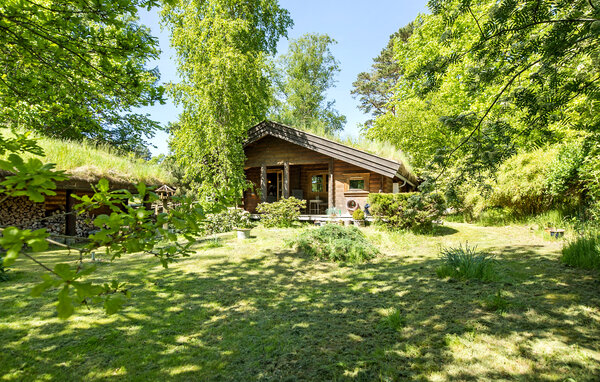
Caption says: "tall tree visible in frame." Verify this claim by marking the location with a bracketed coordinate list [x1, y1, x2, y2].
[0, 0, 165, 151]
[420, 0, 600, 177]
[162, 0, 292, 204]
[271, 33, 346, 134]
[351, 23, 414, 129]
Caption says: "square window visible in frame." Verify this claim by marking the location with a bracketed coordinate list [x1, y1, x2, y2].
[311, 175, 324, 192]
[349, 179, 365, 190]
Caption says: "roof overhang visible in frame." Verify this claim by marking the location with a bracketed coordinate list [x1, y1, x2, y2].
[245, 121, 417, 187]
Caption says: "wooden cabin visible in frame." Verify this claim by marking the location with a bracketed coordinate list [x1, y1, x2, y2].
[243, 121, 418, 216]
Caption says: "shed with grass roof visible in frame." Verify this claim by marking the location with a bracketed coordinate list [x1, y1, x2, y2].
[0, 135, 173, 237]
[243, 120, 418, 216]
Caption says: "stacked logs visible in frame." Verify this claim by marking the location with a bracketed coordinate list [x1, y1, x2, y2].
[0, 197, 97, 237]
[0, 197, 45, 229]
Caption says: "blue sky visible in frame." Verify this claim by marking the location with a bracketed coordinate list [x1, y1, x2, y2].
[138, 1, 429, 156]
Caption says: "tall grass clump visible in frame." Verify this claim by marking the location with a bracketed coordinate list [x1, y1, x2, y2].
[436, 244, 497, 281]
[561, 232, 600, 271]
[289, 224, 378, 263]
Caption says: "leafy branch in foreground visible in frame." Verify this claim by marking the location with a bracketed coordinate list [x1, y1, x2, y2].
[0, 131, 206, 318]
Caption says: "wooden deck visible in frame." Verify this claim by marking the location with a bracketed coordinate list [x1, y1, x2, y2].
[250, 214, 375, 223]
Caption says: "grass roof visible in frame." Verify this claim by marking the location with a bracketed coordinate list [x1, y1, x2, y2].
[288, 123, 414, 174]
[1, 130, 174, 186]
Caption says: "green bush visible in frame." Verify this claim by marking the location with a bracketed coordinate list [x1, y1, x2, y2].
[290, 224, 378, 263]
[256, 197, 306, 228]
[436, 244, 496, 281]
[581, 138, 600, 220]
[352, 209, 365, 221]
[0, 255, 9, 282]
[205, 207, 254, 234]
[561, 232, 600, 270]
[490, 147, 558, 215]
[368, 191, 446, 231]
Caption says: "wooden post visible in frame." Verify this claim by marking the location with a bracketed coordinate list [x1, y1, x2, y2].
[65, 190, 76, 236]
[328, 159, 334, 211]
[260, 163, 267, 203]
[283, 161, 290, 198]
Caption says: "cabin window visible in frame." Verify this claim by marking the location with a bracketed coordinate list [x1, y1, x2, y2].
[349, 179, 366, 190]
[311, 175, 326, 192]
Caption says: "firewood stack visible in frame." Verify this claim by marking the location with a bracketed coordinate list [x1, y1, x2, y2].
[0, 197, 45, 229]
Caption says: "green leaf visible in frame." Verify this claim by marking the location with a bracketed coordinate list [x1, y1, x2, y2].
[104, 294, 126, 315]
[57, 285, 74, 319]
[54, 263, 75, 281]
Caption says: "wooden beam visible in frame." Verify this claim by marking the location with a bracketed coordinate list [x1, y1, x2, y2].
[65, 190, 76, 236]
[260, 163, 267, 203]
[328, 159, 334, 211]
[283, 162, 290, 198]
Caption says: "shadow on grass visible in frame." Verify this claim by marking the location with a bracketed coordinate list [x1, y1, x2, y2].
[1, 241, 599, 381]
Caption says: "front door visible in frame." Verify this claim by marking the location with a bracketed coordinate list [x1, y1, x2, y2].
[266, 170, 282, 202]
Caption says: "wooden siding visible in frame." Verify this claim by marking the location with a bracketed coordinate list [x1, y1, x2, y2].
[243, 136, 398, 215]
[244, 136, 331, 168]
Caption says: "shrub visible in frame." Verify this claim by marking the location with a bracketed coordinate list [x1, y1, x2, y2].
[368, 191, 446, 231]
[489, 147, 558, 215]
[581, 138, 600, 220]
[561, 232, 600, 270]
[205, 207, 253, 234]
[290, 224, 378, 263]
[256, 197, 306, 228]
[0, 255, 9, 282]
[436, 244, 496, 281]
[352, 209, 365, 221]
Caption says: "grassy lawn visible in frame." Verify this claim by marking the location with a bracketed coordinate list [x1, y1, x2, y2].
[1, 223, 599, 381]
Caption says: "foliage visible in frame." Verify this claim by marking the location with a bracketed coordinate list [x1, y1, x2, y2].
[561, 231, 600, 271]
[365, 0, 600, 186]
[352, 22, 414, 129]
[0, 255, 9, 282]
[256, 197, 305, 228]
[0, 130, 207, 318]
[581, 137, 600, 219]
[0, 130, 173, 185]
[368, 192, 446, 231]
[0, 0, 165, 151]
[436, 244, 497, 282]
[290, 224, 378, 263]
[271, 33, 346, 134]
[205, 207, 254, 234]
[352, 209, 365, 221]
[488, 147, 558, 215]
[162, 0, 292, 205]
[546, 140, 587, 202]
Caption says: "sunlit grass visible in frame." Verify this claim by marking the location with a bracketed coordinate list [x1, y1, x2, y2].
[0, 130, 173, 184]
[1, 223, 599, 380]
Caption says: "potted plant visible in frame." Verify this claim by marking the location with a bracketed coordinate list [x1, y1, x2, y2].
[234, 209, 254, 239]
[352, 209, 365, 227]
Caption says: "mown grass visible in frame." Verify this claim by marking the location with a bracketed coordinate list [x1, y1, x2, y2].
[0, 130, 173, 185]
[1, 223, 600, 381]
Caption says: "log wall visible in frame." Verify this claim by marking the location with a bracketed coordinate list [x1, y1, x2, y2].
[243, 136, 397, 215]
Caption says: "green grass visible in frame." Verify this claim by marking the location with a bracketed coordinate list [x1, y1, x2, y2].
[436, 243, 497, 281]
[1, 223, 600, 380]
[295, 123, 414, 174]
[1, 130, 173, 185]
[562, 231, 600, 270]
